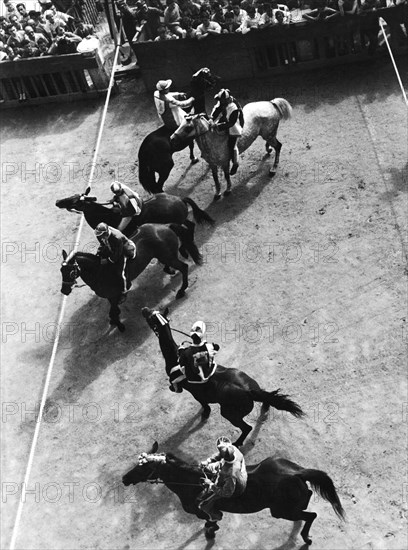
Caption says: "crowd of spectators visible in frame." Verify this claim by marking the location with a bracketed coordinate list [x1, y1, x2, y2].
[0, 0, 96, 62]
[115, 0, 407, 42]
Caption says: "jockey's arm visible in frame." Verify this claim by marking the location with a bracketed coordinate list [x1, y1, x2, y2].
[201, 452, 221, 467]
[108, 238, 123, 263]
[210, 104, 222, 121]
[214, 476, 236, 498]
[129, 197, 140, 213]
[168, 94, 195, 109]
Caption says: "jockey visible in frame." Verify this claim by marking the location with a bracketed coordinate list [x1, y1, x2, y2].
[198, 436, 248, 521]
[169, 321, 220, 393]
[110, 181, 142, 233]
[154, 79, 195, 132]
[94, 223, 136, 294]
[210, 88, 244, 176]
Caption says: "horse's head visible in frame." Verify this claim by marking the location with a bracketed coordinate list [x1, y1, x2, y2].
[55, 187, 97, 212]
[60, 249, 80, 295]
[122, 442, 166, 486]
[141, 307, 170, 336]
[190, 67, 220, 92]
[170, 115, 209, 146]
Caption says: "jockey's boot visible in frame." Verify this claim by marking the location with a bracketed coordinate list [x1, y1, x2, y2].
[230, 148, 239, 176]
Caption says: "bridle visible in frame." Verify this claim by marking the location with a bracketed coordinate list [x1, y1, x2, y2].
[61, 259, 81, 289]
[150, 311, 191, 339]
[138, 454, 206, 488]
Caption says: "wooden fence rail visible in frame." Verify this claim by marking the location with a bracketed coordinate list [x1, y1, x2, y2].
[0, 52, 110, 108]
[133, 6, 407, 90]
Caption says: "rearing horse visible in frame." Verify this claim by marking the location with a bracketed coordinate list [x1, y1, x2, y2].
[138, 68, 220, 194]
[60, 225, 202, 332]
[122, 442, 345, 544]
[171, 98, 292, 200]
[56, 188, 214, 238]
[142, 307, 304, 446]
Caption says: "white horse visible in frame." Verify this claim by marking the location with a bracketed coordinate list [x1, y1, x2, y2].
[170, 98, 292, 200]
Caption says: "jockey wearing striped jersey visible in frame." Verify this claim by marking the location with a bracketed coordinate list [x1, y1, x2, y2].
[110, 181, 142, 233]
[169, 321, 220, 393]
[211, 88, 244, 176]
[154, 79, 195, 132]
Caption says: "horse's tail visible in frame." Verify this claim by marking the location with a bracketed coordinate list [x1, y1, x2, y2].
[296, 469, 346, 521]
[270, 98, 293, 121]
[182, 197, 215, 226]
[138, 154, 157, 194]
[252, 389, 304, 418]
[169, 224, 203, 265]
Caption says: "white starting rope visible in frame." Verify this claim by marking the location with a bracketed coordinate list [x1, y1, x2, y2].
[9, 22, 124, 550]
[379, 17, 408, 107]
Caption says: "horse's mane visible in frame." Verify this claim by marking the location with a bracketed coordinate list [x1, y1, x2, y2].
[73, 251, 98, 261]
[166, 453, 201, 475]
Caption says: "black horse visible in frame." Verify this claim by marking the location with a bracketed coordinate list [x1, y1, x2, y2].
[60, 225, 202, 332]
[122, 442, 345, 544]
[138, 67, 219, 194]
[141, 308, 304, 446]
[56, 188, 214, 238]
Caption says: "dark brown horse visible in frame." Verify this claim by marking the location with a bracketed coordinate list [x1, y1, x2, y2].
[138, 68, 219, 194]
[55, 188, 214, 238]
[122, 442, 345, 544]
[141, 307, 304, 446]
[60, 225, 202, 331]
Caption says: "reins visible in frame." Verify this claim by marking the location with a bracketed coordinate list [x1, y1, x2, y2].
[170, 328, 191, 338]
[145, 479, 203, 487]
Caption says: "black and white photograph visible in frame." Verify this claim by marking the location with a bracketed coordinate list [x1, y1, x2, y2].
[1, 0, 407, 548]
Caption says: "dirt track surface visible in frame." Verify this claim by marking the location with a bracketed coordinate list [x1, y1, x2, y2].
[1, 58, 407, 550]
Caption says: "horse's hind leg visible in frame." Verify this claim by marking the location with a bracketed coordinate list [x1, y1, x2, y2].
[189, 142, 199, 164]
[299, 512, 317, 545]
[211, 166, 222, 201]
[268, 138, 282, 178]
[220, 403, 253, 447]
[166, 259, 189, 298]
[157, 160, 174, 192]
[183, 218, 196, 241]
[222, 167, 232, 197]
[108, 298, 125, 332]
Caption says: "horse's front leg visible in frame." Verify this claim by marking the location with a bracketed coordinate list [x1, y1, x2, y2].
[211, 166, 222, 201]
[108, 298, 125, 332]
[189, 141, 199, 164]
[269, 138, 282, 178]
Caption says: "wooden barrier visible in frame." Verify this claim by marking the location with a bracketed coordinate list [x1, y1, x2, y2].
[0, 52, 110, 109]
[133, 7, 407, 90]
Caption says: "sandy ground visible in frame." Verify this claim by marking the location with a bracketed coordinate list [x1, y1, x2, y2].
[1, 57, 407, 550]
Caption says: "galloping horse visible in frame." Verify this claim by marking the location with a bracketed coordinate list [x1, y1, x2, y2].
[171, 98, 292, 200]
[141, 307, 304, 446]
[122, 442, 345, 544]
[56, 188, 214, 238]
[60, 225, 202, 332]
[138, 68, 220, 194]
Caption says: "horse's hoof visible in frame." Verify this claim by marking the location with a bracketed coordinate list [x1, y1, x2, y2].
[191, 157, 199, 165]
[213, 194, 221, 202]
[269, 170, 276, 178]
[223, 189, 231, 197]
[117, 323, 126, 332]
[176, 289, 186, 299]
[163, 266, 176, 275]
